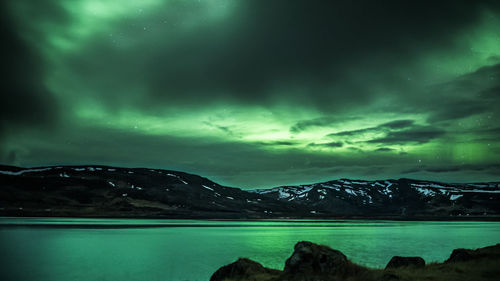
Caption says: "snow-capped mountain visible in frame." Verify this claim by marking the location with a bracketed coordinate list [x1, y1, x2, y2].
[0, 165, 302, 218]
[1, 165, 499, 219]
[250, 179, 500, 217]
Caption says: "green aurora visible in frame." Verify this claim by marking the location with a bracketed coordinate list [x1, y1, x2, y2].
[1, 0, 500, 188]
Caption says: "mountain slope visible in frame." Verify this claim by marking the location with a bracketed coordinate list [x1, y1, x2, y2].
[250, 178, 500, 217]
[0, 165, 304, 218]
[1, 165, 499, 219]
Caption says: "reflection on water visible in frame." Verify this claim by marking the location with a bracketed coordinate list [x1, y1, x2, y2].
[0, 218, 499, 281]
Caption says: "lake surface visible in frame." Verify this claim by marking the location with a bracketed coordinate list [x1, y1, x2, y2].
[1, 218, 499, 281]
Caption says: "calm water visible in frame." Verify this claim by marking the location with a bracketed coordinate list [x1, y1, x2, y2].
[0, 218, 499, 281]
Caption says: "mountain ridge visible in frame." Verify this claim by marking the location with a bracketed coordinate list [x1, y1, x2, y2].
[1, 165, 499, 219]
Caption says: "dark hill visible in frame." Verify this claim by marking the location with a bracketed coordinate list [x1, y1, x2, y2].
[1, 165, 499, 219]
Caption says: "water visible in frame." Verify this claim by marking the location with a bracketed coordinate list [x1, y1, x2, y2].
[0, 218, 499, 281]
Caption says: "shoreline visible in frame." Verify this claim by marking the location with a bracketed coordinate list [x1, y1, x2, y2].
[2, 214, 500, 221]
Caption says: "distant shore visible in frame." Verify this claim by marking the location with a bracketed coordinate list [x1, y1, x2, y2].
[2, 214, 500, 222]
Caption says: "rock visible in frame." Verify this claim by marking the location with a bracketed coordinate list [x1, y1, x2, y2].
[210, 242, 361, 281]
[446, 244, 500, 263]
[446, 249, 476, 263]
[283, 241, 349, 276]
[209, 258, 279, 281]
[385, 256, 425, 269]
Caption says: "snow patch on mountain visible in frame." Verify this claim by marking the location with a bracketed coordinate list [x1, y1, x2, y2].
[0, 167, 52, 176]
[279, 189, 293, 199]
[414, 187, 437, 196]
[166, 173, 188, 184]
[202, 185, 214, 191]
[321, 183, 341, 191]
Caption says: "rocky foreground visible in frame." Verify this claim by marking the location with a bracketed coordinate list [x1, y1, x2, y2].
[210, 242, 500, 281]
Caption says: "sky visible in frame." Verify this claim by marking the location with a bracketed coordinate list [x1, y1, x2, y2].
[1, 0, 500, 188]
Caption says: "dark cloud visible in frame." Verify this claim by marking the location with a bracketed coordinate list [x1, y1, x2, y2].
[479, 86, 500, 99]
[258, 141, 297, 146]
[427, 101, 487, 123]
[327, 119, 415, 137]
[375, 148, 394, 152]
[60, 0, 500, 111]
[453, 124, 500, 142]
[0, 4, 58, 140]
[367, 126, 445, 144]
[425, 63, 500, 123]
[308, 141, 344, 148]
[383, 120, 415, 129]
[403, 164, 500, 174]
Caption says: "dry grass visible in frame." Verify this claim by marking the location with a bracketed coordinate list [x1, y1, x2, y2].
[338, 258, 500, 281]
[383, 259, 500, 281]
[217, 256, 500, 281]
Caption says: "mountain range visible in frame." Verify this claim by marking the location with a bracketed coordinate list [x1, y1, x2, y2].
[1, 165, 499, 219]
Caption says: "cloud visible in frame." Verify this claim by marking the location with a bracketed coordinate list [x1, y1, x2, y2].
[203, 121, 238, 137]
[382, 120, 415, 129]
[0, 4, 59, 140]
[403, 163, 500, 174]
[42, 0, 500, 112]
[257, 141, 297, 146]
[425, 63, 500, 123]
[325, 119, 446, 146]
[480, 86, 500, 99]
[374, 148, 394, 152]
[427, 101, 487, 122]
[327, 119, 415, 137]
[367, 126, 445, 144]
[308, 141, 344, 148]
[290, 116, 360, 133]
